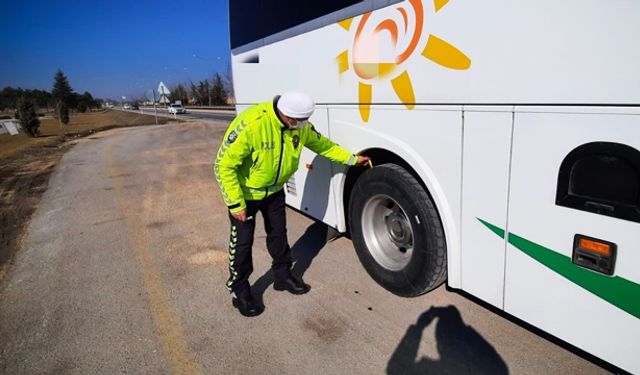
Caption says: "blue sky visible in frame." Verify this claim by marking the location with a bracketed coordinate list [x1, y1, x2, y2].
[0, 0, 230, 100]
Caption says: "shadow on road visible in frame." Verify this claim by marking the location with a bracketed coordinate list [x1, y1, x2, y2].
[252, 221, 329, 304]
[387, 305, 509, 375]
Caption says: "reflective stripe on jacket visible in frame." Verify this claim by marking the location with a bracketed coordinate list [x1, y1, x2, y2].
[214, 97, 356, 213]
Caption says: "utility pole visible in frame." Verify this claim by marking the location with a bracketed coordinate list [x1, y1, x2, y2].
[152, 90, 158, 125]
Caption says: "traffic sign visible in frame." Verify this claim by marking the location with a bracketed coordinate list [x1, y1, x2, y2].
[158, 81, 170, 95]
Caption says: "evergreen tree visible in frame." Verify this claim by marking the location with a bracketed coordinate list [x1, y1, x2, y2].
[32, 89, 54, 111]
[56, 101, 70, 125]
[1, 86, 57, 112]
[197, 80, 211, 106]
[52, 69, 74, 108]
[17, 97, 40, 137]
[0, 87, 23, 111]
[211, 73, 228, 105]
[76, 91, 95, 112]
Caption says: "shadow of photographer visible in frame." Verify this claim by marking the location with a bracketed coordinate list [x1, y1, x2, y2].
[387, 305, 509, 375]
[252, 221, 329, 304]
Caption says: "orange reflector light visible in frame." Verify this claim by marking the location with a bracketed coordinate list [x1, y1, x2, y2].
[573, 234, 617, 275]
[578, 238, 611, 256]
[305, 163, 313, 170]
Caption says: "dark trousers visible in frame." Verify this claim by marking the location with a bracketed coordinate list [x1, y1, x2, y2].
[226, 190, 292, 298]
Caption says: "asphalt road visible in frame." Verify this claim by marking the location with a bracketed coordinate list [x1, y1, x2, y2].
[0, 119, 609, 374]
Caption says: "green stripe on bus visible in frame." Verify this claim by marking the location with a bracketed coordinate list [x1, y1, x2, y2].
[477, 218, 640, 320]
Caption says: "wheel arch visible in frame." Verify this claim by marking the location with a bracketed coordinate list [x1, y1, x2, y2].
[343, 148, 427, 232]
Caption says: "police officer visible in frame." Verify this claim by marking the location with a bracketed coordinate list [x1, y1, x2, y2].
[214, 91, 370, 317]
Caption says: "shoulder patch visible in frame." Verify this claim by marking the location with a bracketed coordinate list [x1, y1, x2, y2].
[227, 131, 238, 144]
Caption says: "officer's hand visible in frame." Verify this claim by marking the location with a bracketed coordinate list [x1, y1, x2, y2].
[231, 209, 247, 222]
[356, 155, 371, 166]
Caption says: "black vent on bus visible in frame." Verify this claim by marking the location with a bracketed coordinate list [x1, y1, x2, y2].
[556, 142, 640, 223]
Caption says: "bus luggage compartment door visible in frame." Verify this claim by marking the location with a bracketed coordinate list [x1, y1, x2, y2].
[503, 109, 640, 374]
[460, 108, 513, 309]
[284, 107, 342, 229]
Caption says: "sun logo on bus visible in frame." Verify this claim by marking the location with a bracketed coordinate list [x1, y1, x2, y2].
[336, 0, 471, 122]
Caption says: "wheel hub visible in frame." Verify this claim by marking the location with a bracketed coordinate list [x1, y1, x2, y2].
[386, 212, 412, 249]
[361, 195, 415, 271]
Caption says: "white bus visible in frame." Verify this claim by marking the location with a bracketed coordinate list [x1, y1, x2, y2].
[228, 1, 640, 372]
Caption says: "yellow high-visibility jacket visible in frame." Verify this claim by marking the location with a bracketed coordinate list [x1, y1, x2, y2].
[214, 97, 357, 213]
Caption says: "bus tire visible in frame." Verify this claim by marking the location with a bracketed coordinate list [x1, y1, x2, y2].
[349, 163, 447, 297]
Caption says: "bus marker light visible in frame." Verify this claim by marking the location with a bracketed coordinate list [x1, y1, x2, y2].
[572, 235, 617, 275]
[578, 238, 611, 256]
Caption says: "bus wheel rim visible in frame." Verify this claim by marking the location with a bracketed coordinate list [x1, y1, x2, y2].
[361, 194, 414, 271]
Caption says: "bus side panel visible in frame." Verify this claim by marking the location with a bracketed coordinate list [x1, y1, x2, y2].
[284, 107, 343, 228]
[460, 109, 512, 308]
[232, 0, 640, 107]
[328, 105, 464, 287]
[505, 110, 640, 374]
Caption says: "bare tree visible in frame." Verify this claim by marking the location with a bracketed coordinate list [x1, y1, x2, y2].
[197, 80, 211, 106]
[169, 84, 189, 104]
[211, 73, 228, 106]
[189, 81, 199, 105]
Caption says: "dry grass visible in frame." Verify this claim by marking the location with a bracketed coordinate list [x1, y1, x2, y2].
[0, 109, 168, 160]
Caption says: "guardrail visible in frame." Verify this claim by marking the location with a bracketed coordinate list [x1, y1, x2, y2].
[140, 105, 235, 111]
[185, 106, 235, 111]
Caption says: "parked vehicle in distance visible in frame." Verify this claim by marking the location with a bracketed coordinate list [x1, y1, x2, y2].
[123, 104, 131, 110]
[131, 103, 139, 110]
[168, 104, 186, 114]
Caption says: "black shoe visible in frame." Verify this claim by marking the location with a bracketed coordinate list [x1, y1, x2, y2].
[273, 276, 310, 295]
[232, 295, 264, 317]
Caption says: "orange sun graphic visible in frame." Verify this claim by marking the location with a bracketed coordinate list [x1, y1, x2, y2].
[336, 0, 471, 122]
